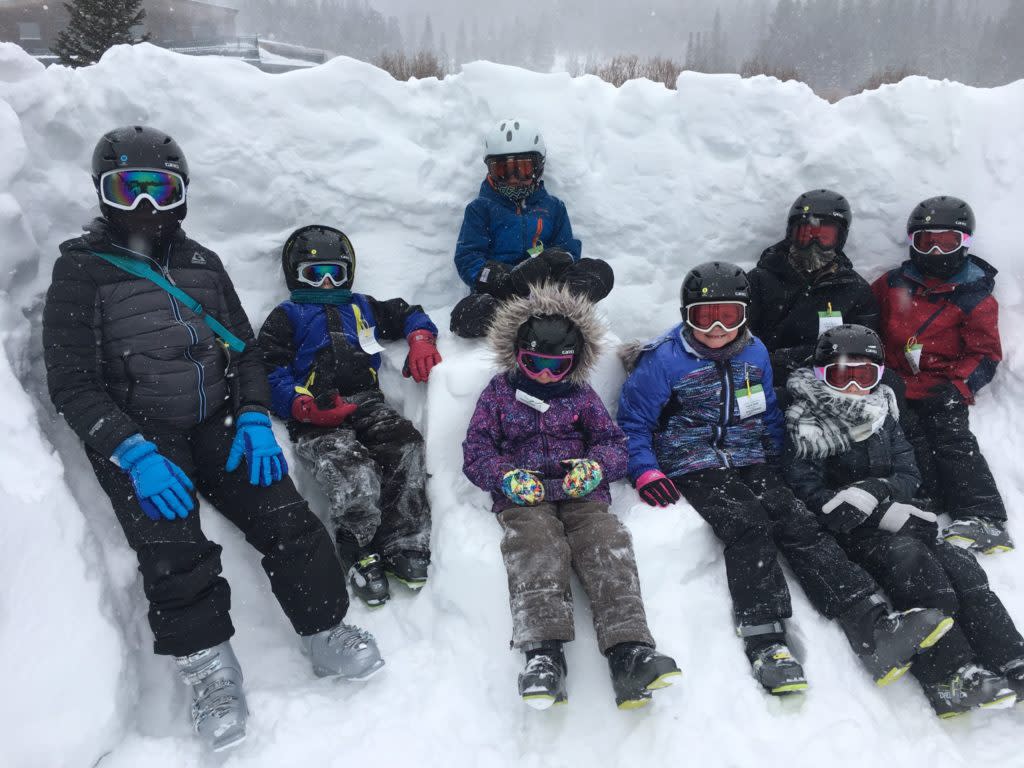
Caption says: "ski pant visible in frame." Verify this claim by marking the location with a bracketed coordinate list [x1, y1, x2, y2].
[450, 258, 614, 338]
[840, 521, 1024, 684]
[295, 389, 431, 569]
[673, 464, 877, 626]
[87, 409, 348, 657]
[907, 398, 1006, 522]
[497, 499, 655, 653]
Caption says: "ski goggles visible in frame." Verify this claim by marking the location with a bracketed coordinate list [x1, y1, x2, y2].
[297, 261, 349, 288]
[909, 229, 970, 256]
[486, 153, 543, 182]
[792, 219, 842, 249]
[98, 169, 187, 211]
[814, 361, 884, 392]
[516, 350, 575, 382]
[685, 301, 747, 333]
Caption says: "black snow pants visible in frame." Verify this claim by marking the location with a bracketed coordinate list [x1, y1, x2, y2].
[840, 521, 1024, 684]
[88, 408, 348, 657]
[673, 464, 877, 626]
[450, 257, 614, 338]
[294, 390, 431, 569]
[907, 398, 1006, 522]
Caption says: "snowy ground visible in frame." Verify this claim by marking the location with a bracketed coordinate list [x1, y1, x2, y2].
[2, 42, 1024, 768]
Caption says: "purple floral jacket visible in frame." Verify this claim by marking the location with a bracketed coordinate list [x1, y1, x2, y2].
[462, 373, 628, 512]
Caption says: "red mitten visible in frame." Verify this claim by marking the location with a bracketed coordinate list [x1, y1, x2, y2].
[404, 331, 442, 383]
[291, 394, 358, 427]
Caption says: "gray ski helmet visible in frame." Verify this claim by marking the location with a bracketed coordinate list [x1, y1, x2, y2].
[91, 125, 189, 186]
[814, 324, 885, 366]
[680, 261, 750, 308]
[787, 189, 853, 249]
[906, 196, 975, 235]
[282, 224, 356, 291]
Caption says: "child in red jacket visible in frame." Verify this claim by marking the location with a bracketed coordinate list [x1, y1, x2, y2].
[872, 196, 1011, 553]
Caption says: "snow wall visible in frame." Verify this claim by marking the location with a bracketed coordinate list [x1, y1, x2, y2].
[2, 41, 1024, 768]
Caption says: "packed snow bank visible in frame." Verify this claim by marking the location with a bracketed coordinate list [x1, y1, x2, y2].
[2, 41, 1024, 768]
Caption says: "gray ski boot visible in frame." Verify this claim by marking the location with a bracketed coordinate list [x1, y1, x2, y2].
[922, 662, 1017, 718]
[943, 517, 1014, 554]
[302, 622, 385, 680]
[174, 641, 248, 752]
[739, 622, 808, 695]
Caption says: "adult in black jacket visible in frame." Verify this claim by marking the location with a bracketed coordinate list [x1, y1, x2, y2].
[42, 126, 382, 751]
[783, 325, 1023, 718]
[748, 190, 880, 381]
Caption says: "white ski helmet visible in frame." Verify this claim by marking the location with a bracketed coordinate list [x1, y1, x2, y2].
[483, 119, 547, 162]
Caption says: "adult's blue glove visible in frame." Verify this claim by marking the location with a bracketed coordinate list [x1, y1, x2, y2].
[225, 411, 288, 487]
[112, 435, 195, 521]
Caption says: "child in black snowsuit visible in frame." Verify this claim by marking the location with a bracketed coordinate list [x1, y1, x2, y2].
[258, 225, 440, 607]
[784, 324, 1023, 717]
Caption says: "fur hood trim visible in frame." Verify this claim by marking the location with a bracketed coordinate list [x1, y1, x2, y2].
[487, 283, 605, 385]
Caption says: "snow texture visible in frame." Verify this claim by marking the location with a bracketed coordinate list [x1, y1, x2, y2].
[2, 40, 1024, 768]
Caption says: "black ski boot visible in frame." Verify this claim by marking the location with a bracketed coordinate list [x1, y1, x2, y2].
[348, 553, 390, 608]
[1001, 658, 1024, 702]
[518, 641, 567, 710]
[840, 596, 953, 685]
[922, 663, 1017, 718]
[606, 642, 682, 709]
[383, 550, 430, 590]
[740, 622, 808, 695]
[943, 517, 1014, 554]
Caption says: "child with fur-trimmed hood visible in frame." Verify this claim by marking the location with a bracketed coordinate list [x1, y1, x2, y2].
[462, 284, 680, 710]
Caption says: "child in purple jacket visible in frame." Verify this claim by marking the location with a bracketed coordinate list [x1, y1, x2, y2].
[462, 284, 679, 710]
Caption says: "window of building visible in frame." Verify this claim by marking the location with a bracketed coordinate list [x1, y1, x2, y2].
[18, 22, 42, 41]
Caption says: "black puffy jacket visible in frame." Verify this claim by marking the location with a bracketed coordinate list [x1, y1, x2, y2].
[748, 240, 880, 377]
[783, 414, 921, 515]
[42, 219, 269, 457]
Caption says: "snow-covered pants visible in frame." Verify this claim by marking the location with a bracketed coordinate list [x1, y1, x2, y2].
[908, 398, 1007, 522]
[295, 390, 431, 568]
[497, 499, 655, 653]
[674, 464, 877, 626]
[841, 522, 1024, 684]
[88, 409, 348, 657]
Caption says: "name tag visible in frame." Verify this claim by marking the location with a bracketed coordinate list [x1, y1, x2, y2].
[736, 384, 767, 419]
[516, 389, 550, 413]
[905, 343, 923, 375]
[818, 310, 843, 336]
[358, 325, 384, 354]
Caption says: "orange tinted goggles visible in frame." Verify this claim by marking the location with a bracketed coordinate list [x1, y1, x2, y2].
[685, 301, 747, 333]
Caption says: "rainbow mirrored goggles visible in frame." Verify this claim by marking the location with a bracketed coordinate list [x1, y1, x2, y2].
[516, 350, 575, 382]
[297, 261, 349, 288]
[98, 169, 187, 211]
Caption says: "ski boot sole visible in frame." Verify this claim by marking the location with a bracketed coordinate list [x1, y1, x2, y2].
[919, 617, 955, 650]
[617, 691, 653, 710]
[944, 535, 1014, 555]
[980, 693, 1018, 710]
[771, 682, 809, 695]
[316, 658, 386, 682]
[646, 670, 683, 690]
[984, 545, 1014, 555]
[522, 692, 568, 710]
[211, 729, 247, 753]
[616, 669, 682, 708]
[385, 571, 427, 590]
[875, 663, 912, 687]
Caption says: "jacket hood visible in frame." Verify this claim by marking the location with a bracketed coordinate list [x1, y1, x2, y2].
[756, 239, 858, 280]
[487, 282, 604, 386]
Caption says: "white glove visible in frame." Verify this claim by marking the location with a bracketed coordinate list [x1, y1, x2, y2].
[822, 486, 879, 516]
[877, 502, 938, 533]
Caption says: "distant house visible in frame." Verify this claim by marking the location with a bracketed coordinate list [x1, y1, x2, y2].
[0, 0, 239, 56]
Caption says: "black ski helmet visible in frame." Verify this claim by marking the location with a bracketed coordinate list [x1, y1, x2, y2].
[906, 196, 975, 235]
[516, 314, 582, 361]
[91, 125, 190, 186]
[282, 225, 356, 291]
[787, 189, 853, 250]
[680, 261, 750, 308]
[814, 324, 885, 366]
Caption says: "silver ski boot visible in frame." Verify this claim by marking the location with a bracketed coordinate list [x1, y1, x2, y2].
[174, 641, 248, 752]
[302, 622, 385, 680]
[943, 517, 1014, 554]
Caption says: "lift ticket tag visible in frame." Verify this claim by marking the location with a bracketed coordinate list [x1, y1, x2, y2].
[358, 326, 384, 354]
[818, 306, 843, 336]
[516, 389, 550, 413]
[736, 384, 767, 419]
[905, 338, 923, 375]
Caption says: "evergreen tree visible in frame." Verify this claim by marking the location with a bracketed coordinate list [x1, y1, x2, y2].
[53, 0, 148, 67]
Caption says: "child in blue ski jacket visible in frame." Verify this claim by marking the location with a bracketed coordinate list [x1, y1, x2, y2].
[617, 261, 951, 696]
[258, 225, 441, 608]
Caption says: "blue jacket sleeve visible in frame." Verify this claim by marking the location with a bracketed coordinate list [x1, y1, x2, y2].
[617, 348, 673, 482]
[549, 198, 582, 260]
[256, 305, 301, 420]
[454, 199, 493, 287]
[761, 348, 785, 457]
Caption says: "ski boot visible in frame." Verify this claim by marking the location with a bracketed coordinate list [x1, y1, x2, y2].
[739, 622, 807, 695]
[174, 641, 248, 752]
[302, 622, 385, 680]
[383, 550, 430, 590]
[348, 553, 391, 608]
[943, 517, 1014, 554]
[922, 663, 1016, 718]
[1001, 658, 1024, 702]
[840, 596, 953, 685]
[606, 642, 682, 709]
[518, 641, 568, 710]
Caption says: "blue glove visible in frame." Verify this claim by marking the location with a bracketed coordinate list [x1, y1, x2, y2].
[225, 411, 288, 486]
[112, 435, 195, 521]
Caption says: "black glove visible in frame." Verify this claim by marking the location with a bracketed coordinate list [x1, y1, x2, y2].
[475, 261, 514, 300]
[539, 247, 575, 278]
[509, 256, 552, 296]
